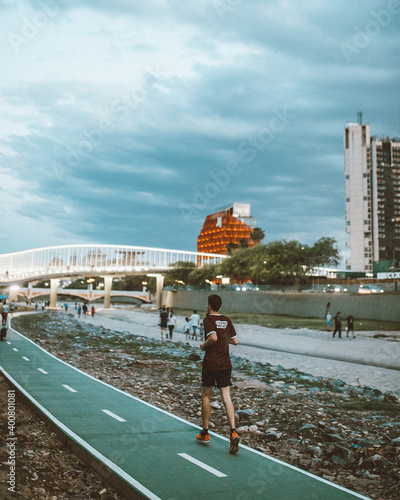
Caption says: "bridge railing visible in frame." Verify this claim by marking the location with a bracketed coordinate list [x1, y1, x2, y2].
[0, 244, 228, 283]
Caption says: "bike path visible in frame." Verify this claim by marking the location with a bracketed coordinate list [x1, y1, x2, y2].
[0, 325, 371, 500]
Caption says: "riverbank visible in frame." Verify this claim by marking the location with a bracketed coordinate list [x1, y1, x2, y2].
[3, 311, 400, 500]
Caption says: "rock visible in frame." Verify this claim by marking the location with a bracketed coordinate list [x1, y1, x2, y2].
[210, 401, 221, 409]
[392, 437, 400, 446]
[331, 445, 351, 465]
[265, 430, 282, 441]
[325, 433, 344, 442]
[237, 426, 249, 433]
[249, 425, 258, 433]
[307, 445, 323, 457]
[300, 423, 317, 436]
[188, 353, 201, 362]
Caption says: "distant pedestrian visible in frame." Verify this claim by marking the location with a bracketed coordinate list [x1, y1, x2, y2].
[199, 320, 204, 339]
[326, 311, 332, 332]
[77, 304, 82, 318]
[91, 305, 95, 317]
[190, 310, 200, 340]
[1, 301, 8, 325]
[10, 300, 16, 314]
[0, 326, 7, 341]
[184, 317, 191, 340]
[159, 306, 168, 340]
[64, 303, 68, 312]
[332, 311, 342, 338]
[167, 310, 177, 339]
[347, 314, 355, 338]
[82, 303, 88, 316]
[196, 294, 239, 454]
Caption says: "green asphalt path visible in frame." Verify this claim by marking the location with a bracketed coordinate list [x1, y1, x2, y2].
[0, 325, 372, 500]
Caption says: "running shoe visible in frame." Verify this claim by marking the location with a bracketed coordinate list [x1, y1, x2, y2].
[196, 431, 210, 444]
[229, 431, 239, 454]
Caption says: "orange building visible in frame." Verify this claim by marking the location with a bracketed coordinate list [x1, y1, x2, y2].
[197, 203, 256, 255]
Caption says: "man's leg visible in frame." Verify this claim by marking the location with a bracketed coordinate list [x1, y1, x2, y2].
[220, 386, 239, 454]
[220, 386, 235, 429]
[201, 386, 213, 430]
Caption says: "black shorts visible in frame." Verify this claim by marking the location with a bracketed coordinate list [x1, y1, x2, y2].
[202, 369, 232, 388]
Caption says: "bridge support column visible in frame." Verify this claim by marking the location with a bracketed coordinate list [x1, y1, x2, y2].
[103, 276, 113, 309]
[156, 275, 165, 309]
[8, 286, 19, 303]
[50, 279, 58, 308]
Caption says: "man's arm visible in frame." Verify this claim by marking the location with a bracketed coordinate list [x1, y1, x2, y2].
[229, 336, 238, 346]
[200, 332, 217, 351]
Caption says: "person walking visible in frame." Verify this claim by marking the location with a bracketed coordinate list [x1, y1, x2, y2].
[196, 294, 240, 454]
[332, 311, 342, 338]
[91, 305, 95, 317]
[326, 311, 332, 332]
[167, 310, 177, 339]
[347, 313, 355, 338]
[190, 310, 200, 340]
[1, 301, 9, 326]
[159, 306, 168, 340]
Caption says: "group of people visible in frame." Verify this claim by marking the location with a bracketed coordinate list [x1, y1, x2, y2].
[159, 307, 204, 341]
[326, 311, 355, 338]
[61, 302, 95, 317]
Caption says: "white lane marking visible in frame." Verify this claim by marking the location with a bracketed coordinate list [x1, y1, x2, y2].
[1, 368, 162, 500]
[12, 348, 18, 352]
[101, 409, 126, 422]
[178, 453, 227, 478]
[38, 368, 48, 374]
[22, 356, 30, 361]
[62, 384, 77, 393]
[6, 341, 11, 344]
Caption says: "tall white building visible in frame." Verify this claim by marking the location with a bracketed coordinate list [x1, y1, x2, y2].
[344, 120, 400, 273]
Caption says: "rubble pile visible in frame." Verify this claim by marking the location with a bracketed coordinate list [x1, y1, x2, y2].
[1, 312, 399, 500]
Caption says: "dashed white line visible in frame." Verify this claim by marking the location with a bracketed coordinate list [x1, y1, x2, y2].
[37, 368, 48, 374]
[6, 341, 11, 345]
[22, 356, 30, 361]
[101, 409, 126, 422]
[62, 384, 77, 393]
[12, 348, 18, 352]
[178, 453, 227, 477]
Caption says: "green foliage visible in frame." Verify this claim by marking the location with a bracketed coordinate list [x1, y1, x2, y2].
[165, 261, 196, 287]
[250, 227, 265, 245]
[219, 237, 340, 285]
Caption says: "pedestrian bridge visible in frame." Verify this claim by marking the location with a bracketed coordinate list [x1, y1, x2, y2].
[0, 244, 227, 308]
[17, 287, 152, 304]
[0, 244, 227, 285]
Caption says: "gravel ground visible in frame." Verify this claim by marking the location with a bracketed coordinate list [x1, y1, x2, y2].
[1, 311, 400, 500]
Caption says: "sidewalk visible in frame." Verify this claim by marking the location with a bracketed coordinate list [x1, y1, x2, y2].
[76, 308, 400, 396]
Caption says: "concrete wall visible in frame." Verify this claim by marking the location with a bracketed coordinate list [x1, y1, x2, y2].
[162, 290, 400, 322]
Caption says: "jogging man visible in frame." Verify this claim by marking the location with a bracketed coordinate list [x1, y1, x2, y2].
[196, 294, 239, 454]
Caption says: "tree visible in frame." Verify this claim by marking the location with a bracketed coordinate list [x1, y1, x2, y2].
[165, 261, 196, 287]
[226, 242, 238, 254]
[250, 227, 265, 246]
[307, 237, 340, 269]
[187, 264, 219, 288]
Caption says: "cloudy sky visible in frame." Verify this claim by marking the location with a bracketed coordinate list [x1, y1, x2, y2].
[0, 0, 399, 265]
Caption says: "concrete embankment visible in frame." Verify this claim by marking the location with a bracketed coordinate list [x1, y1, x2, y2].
[162, 290, 400, 322]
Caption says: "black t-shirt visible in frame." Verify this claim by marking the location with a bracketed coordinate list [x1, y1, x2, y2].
[202, 314, 237, 371]
[160, 311, 168, 327]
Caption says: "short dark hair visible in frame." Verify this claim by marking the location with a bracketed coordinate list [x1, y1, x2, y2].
[208, 294, 222, 311]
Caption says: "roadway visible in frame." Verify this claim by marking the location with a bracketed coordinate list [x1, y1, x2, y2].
[0, 313, 373, 500]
